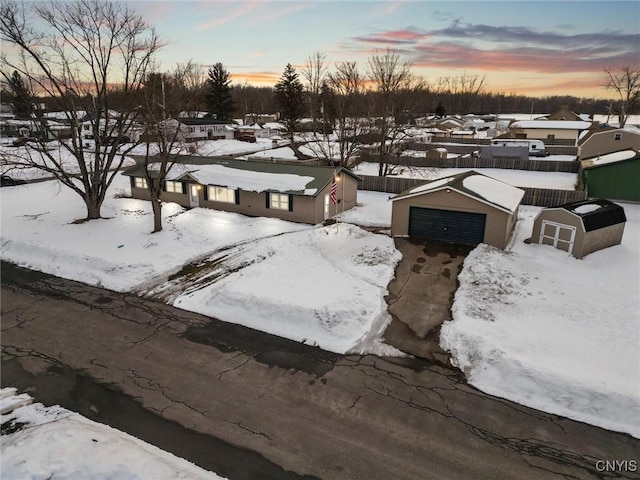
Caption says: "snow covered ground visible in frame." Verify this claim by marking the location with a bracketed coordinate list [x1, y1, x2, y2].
[352, 161, 578, 190]
[1, 388, 226, 480]
[174, 223, 401, 354]
[441, 204, 640, 438]
[1, 175, 401, 354]
[0, 175, 311, 292]
[1, 165, 638, 437]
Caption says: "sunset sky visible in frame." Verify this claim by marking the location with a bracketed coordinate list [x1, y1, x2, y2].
[134, 0, 638, 99]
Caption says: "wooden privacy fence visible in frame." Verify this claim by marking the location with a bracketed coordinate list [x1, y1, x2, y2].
[357, 175, 587, 207]
[357, 153, 579, 173]
[405, 142, 578, 156]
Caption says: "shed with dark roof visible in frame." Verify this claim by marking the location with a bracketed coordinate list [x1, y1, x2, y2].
[390, 170, 524, 249]
[531, 199, 626, 259]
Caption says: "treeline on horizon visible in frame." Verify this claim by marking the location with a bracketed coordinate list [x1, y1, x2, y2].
[32, 84, 625, 119]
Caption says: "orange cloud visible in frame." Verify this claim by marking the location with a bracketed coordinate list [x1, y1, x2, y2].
[231, 72, 280, 86]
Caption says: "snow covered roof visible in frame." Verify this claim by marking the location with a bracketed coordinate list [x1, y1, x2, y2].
[177, 117, 229, 126]
[123, 156, 361, 196]
[541, 199, 627, 232]
[580, 149, 639, 169]
[391, 170, 524, 213]
[510, 120, 593, 130]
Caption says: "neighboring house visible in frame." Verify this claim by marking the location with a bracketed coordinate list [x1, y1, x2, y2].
[0, 118, 66, 140]
[235, 123, 278, 139]
[81, 116, 141, 142]
[243, 113, 279, 125]
[432, 116, 465, 130]
[508, 120, 595, 143]
[122, 156, 361, 224]
[540, 105, 592, 122]
[159, 118, 234, 143]
[390, 170, 524, 249]
[580, 149, 640, 202]
[530, 199, 626, 259]
[578, 126, 640, 159]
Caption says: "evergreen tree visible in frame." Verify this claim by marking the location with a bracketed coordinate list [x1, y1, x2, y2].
[2, 70, 34, 119]
[274, 63, 306, 141]
[435, 101, 446, 118]
[205, 63, 234, 121]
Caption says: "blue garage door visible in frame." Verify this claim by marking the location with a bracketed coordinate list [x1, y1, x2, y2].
[408, 207, 486, 245]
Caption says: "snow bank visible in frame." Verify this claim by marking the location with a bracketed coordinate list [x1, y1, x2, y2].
[336, 191, 393, 228]
[1, 390, 225, 479]
[441, 204, 640, 438]
[174, 223, 402, 353]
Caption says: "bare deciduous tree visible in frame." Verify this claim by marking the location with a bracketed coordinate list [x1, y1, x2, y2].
[307, 61, 369, 167]
[0, 0, 160, 220]
[367, 49, 424, 176]
[302, 51, 327, 130]
[136, 61, 205, 233]
[436, 72, 486, 114]
[604, 65, 640, 128]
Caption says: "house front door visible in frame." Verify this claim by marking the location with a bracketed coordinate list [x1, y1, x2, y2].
[324, 193, 330, 220]
[189, 184, 200, 207]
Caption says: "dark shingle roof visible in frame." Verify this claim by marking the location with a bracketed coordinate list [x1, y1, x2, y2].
[560, 199, 627, 232]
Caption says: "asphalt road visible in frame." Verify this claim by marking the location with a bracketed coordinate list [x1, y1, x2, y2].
[2, 261, 639, 480]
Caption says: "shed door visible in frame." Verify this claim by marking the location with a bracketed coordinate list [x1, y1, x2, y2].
[539, 220, 576, 253]
[408, 207, 486, 245]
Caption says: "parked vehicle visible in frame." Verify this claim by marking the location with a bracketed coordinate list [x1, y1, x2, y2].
[11, 137, 38, 147]
[490, 139, 549, 157]
[1, 175, 27, 187]
[237, 134, 257, 143]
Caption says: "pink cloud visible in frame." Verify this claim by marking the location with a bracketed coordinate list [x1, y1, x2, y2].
[412, 43, 638, 74]
[354, 29, 429, 45]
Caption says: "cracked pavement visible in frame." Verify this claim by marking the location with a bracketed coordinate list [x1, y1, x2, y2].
[2, 261, 639, 480]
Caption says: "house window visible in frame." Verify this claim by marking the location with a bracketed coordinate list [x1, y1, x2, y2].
[134, 177, 148, 188]
[165, 180, 183, 193]
[207, 185, 237, 203]
[269, 192, 289, 210]
[547, 134, 555, 140]
[200, 126, 206, 132]
[188, 126, 195, 133]
[614, 133, 622, 141]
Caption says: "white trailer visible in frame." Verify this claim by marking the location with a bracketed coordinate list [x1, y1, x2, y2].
[490, 139, 548, 157]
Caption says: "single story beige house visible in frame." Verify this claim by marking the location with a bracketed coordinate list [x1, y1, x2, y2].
[530, 199, 626, 259]
[390, 170, 524, 249]
[122, 156, 360, 224]
[509, 120, 594, 143]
